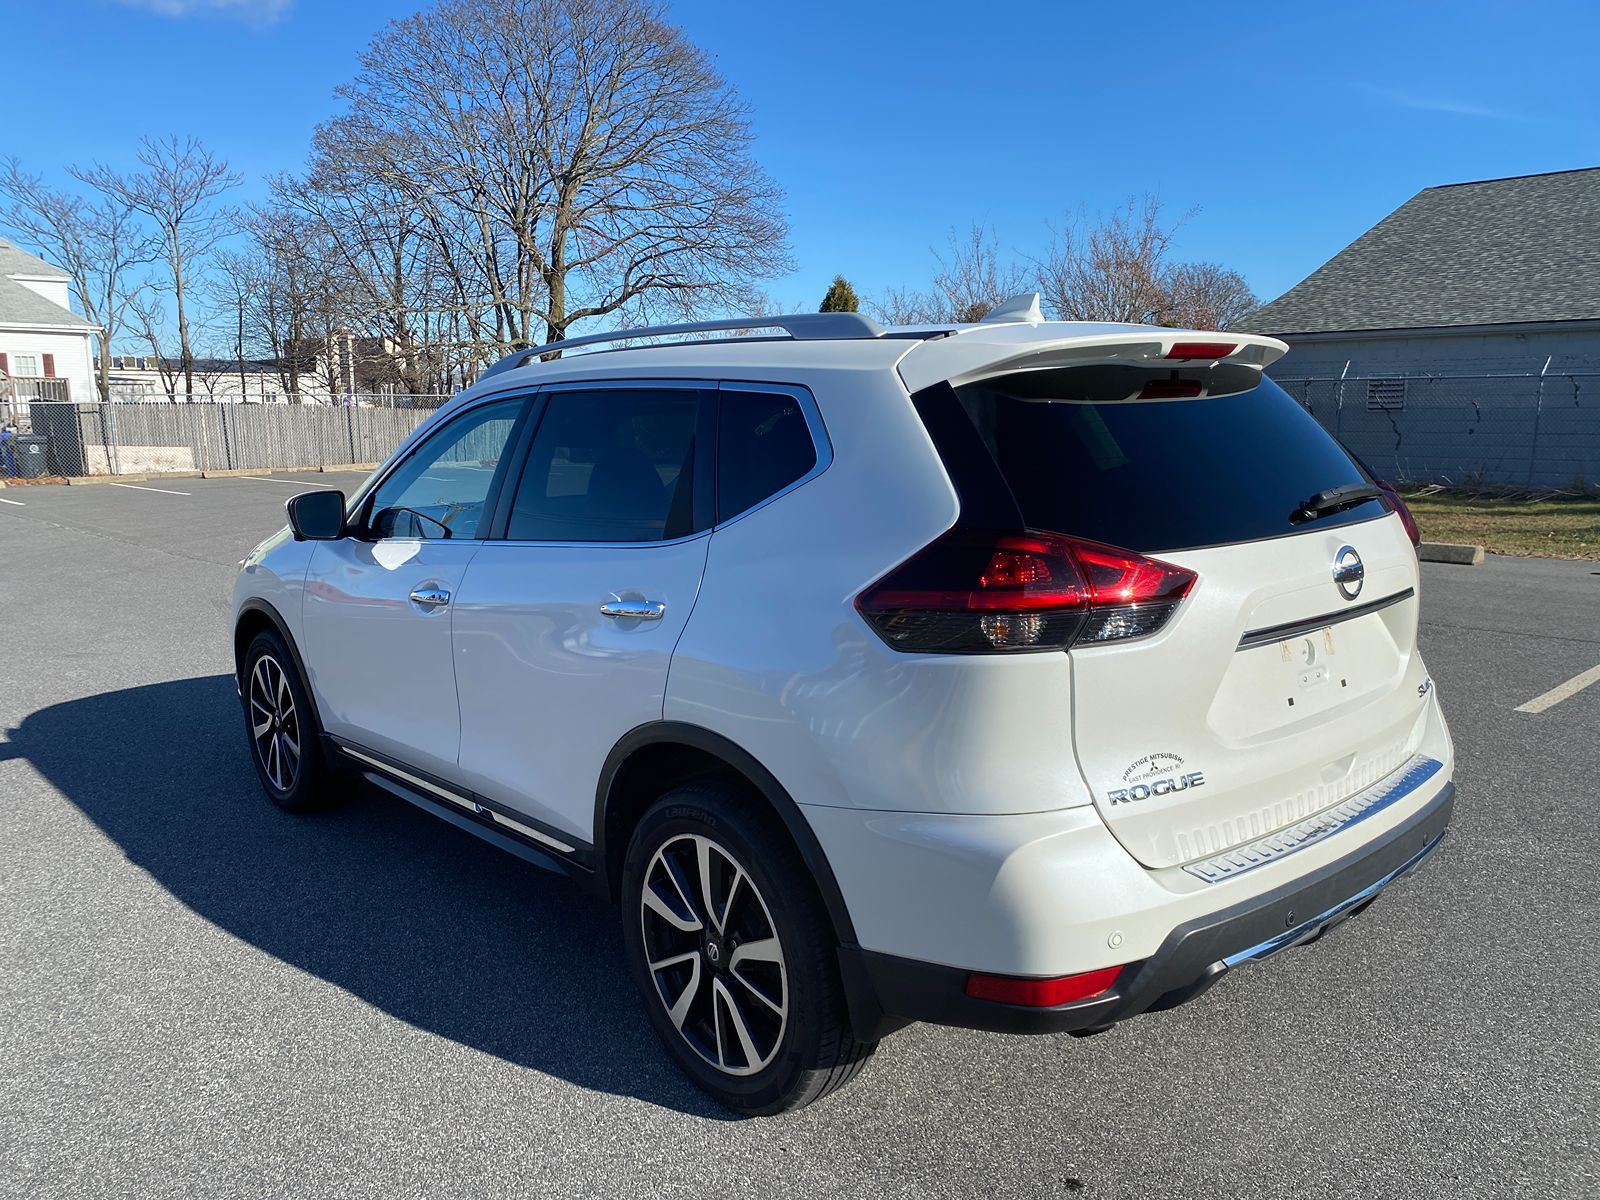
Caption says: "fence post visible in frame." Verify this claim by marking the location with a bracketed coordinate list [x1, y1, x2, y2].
[106, 402, 120, 475]
[1529, 355, 1551, 487]
[1335, 359, 1350, 441]
[345, 403, 356, 467]
[220, 403, 234, 471]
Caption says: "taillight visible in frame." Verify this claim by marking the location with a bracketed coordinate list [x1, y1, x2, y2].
[964, 965, 1124, 1007]
[856, 529, 1196, 653]
[1376, 480, 1421, 546]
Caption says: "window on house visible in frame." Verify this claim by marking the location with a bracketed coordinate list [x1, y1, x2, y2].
[1366, 378, 1407, 411]
[11, 354, 40, 377]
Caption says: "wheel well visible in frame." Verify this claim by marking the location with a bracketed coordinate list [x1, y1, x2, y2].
[595, 726, 860, 950]
[601, 742, 751, 901]
[233, 609, 279, 684]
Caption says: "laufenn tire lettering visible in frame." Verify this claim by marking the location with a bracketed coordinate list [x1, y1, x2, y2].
[1107, 771, 1206, 806]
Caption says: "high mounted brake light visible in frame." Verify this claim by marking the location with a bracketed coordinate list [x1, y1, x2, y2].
[1165, 342, 1237, 360]
[855, 529, 1196, 653]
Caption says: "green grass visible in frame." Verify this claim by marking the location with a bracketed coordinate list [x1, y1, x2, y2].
[1401, 492, 1600, 560]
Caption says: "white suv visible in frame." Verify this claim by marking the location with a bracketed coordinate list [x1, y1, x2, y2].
[232, 298, 1455, 1115]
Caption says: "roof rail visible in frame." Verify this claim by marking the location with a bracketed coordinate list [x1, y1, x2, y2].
[477, 312, 887, 381]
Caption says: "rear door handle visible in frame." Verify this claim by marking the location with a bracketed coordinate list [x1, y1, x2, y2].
[409, 585, 451, 610]
[599, 598, 666, 621]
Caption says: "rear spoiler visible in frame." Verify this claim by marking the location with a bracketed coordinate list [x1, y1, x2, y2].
[896, 320, 1289, 395]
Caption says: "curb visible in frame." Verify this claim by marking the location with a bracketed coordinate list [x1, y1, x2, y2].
[1419, 542, 1485, 565]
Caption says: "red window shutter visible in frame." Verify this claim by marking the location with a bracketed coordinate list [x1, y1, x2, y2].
[42, 354, 56, 378]
[0, 352, 8, 374]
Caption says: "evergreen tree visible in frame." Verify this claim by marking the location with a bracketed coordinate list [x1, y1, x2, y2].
[818, 274, 860, 313]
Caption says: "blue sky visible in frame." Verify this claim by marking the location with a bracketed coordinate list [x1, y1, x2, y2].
[6, 0, 1598, 316]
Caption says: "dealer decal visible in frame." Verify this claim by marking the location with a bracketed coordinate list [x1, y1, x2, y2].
[1107, 751, 1206, 807]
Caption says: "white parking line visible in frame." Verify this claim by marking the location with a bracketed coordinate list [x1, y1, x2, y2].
[1516, 663, 1600, 714]
[233, 476, 321, 487]
[108, 482, 192, 496]
[0, 495, 24, 506]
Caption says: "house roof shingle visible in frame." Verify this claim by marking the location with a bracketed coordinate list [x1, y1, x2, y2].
[1247, 167, 1600, 335]
[0, 275, 94, 329]
[0, 235, 71, 281]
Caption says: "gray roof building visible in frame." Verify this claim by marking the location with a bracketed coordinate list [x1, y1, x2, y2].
[0, 274, 94, 328]
[1249, 167, 1600, 335]
[0, 235, 71, 283]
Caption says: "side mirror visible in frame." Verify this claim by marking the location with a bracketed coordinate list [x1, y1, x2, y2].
[286, 489, 347, 541]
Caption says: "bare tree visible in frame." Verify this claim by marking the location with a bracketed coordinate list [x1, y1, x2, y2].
[211, 249, 260, 399]
[78, 136, 243, 401]
[0, 159, 156, 402]
[303, 0, 789, 370]
[127, 291, 180, 401]
[869, 225, 1028, 325]
[1034, 197, 1188, 325]
[1157, 260, 1258, 330]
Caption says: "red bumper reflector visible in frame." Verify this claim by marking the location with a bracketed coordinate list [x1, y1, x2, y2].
[1165, 341, 1237, 360]
[964, 965, 1124, 1007]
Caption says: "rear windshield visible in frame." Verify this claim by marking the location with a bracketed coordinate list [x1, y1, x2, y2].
[915, 374, 1387, 553]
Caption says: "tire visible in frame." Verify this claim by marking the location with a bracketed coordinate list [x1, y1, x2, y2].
[620, 781, 877, 1115]
[241, 629, 335, 813]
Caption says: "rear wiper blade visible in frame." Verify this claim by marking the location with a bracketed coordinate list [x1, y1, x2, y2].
[1290, 482, 1385, 524]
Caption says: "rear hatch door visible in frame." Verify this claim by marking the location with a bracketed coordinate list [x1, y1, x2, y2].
[930, 349, 1428, 870]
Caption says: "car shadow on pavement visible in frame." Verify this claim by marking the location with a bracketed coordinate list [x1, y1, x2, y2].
[11, 674, 734, 1119]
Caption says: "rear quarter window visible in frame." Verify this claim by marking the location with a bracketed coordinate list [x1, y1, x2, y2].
[716, 389, 818, 521]
[916, 375, 1387, 552]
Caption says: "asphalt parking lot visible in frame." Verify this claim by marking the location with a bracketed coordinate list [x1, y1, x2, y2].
[1, 474, 1596, 1199]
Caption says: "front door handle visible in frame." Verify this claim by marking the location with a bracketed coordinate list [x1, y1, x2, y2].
[599, 598, 666, 621]
[410, 585, 451, 610]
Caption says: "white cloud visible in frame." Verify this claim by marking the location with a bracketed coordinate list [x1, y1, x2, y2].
[111, 0, 293, 23]
[1356, 83, 1542, 124]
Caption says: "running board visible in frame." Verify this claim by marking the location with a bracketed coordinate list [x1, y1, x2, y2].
[331, 739, 593, 875]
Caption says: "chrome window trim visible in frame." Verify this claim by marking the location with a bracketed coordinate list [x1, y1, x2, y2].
[712, 380, 833, 531]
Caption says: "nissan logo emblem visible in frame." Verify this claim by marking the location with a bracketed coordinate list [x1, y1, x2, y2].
[1332, 545, 1364, 601]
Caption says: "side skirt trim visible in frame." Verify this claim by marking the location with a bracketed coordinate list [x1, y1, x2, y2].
[332, 738, 592, 867]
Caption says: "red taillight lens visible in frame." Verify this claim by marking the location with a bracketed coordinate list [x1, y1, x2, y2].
[1376, 481, 1421, 546]
[1165, 341, 1237, 360]
[1137, 378, 1204, 400]
[965, 965, 1124, 1007]
[856, 529, 1196, 653]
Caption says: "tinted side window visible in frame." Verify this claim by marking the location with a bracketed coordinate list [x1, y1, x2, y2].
[717, 389, 818, 521]
[366, 398, 523, 539]
[507, 390, 708, 542]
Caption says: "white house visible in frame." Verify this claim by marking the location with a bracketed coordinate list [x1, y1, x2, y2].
[0, 236, 98, 425]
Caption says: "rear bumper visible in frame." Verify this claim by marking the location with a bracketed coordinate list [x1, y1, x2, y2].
[839, 778, 1454, 1040]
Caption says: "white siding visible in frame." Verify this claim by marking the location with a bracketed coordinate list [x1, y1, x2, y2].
[10, 275, 73, 312]
[0, 326, 97, 403]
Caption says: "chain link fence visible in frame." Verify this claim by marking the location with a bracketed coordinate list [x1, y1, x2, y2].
[3, 396, 447, 479]
[1276, 370, 1600, 490]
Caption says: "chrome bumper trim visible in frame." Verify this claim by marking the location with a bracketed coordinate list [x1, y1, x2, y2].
[1183, 754, 1445, 885]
